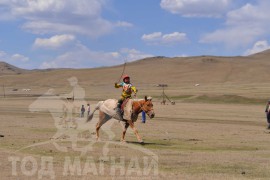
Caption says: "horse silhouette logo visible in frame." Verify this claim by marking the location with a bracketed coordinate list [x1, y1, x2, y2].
[24, 77, 116, 156]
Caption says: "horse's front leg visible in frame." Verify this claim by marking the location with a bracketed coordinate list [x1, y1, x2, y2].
[128, 120, 143, 143]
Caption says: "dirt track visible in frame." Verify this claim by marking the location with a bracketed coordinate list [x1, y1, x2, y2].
[0, 94, 270, 179]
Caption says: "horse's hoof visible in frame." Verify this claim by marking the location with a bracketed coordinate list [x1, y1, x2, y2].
[139, 140, 144, 145]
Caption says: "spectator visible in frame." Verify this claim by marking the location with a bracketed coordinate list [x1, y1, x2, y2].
[141, 111, 146, 123]
[87, 103, 90, 116]
[81, 105, 85, 118]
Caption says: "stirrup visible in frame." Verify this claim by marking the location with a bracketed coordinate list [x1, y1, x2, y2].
[116, 107, 123, 114]
[115, 108, 123, 121]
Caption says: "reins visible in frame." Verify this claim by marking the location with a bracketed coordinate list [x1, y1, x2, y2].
[133, 99, 147, 113]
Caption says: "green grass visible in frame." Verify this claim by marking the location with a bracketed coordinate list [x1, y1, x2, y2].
[141, 138, 259, 152]
[153, 94, 266, 105]
[153, 95, 194, 100]
[183, 94, 266, 105]
[183, 163, 255, 175]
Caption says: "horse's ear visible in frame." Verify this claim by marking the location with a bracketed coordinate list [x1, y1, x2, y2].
[145, 96, 147, 101]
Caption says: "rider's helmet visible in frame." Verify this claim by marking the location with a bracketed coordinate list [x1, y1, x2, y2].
[122, 75, 130, 81]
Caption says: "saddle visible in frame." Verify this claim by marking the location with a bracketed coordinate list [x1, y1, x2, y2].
[121, 98, 130, 111]
[120, 98, 134, 121]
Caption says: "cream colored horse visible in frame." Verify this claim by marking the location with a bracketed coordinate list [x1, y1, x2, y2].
[86, 96, 155, 143]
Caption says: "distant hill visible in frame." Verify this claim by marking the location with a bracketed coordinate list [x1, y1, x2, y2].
[247, 49, 270, 59]
[0, 61, 28, 75]
[0, 49, 270, 88]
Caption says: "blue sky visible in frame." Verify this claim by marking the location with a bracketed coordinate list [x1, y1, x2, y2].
[0, 0, 270, 69]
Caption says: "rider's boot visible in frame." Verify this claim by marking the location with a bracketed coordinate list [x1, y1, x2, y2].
[116, 103, 123, 121]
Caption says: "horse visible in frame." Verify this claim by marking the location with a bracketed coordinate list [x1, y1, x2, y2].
[86, 96, 155, 143]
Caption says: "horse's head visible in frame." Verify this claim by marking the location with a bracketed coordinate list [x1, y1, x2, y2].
[141, 96, 155, 119]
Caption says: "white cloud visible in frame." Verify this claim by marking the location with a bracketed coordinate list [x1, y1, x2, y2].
[0, 50, 31, 69]
[244, 40, 270, 56]
[39, 61, 58, 69]
[0, 50, 29, 63]
[200, 1, 270, 47]
[33, 34, 75, 49]
[0, 51, 7, 58]
[115, 21, 133, 28]
[142, 32, 188, 45]
[12, 0, 103, 17]
[142, 32, 162, 41]
[39, 45, 153, 69]
[22, 19, 113, 37]
[200, 26, 264, 47]
[160, 0, 232, 17]
[0, 0, 131, 37]
[163, 32, 187, 42]
[120, 48, 154, 61]
[11, 54, 29, 62]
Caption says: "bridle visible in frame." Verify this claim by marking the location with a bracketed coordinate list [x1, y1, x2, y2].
[134, 98, 154, 115]
[137, 100, 148, 112]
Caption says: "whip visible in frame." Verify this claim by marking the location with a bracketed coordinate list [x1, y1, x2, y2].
[116, 58, 127, 83]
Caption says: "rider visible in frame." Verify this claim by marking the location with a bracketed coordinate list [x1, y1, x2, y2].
[115, 75, 137, 120]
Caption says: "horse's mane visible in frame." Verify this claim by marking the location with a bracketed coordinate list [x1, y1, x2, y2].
[133, 96, 152, 102]
[133, 99, 144, 102]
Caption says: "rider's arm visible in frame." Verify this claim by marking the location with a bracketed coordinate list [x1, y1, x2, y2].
[131, 86, 137, 94]
[115, 82, 123, 88]
[266, 103, 269, 112]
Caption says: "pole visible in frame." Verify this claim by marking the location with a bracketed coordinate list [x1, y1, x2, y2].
[72, 90, 74, 101]
[162, 86, 165, 104]
[3, 84, 5, 98]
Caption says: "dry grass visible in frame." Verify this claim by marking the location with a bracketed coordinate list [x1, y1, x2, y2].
[1, 52, 270, 179]
[0, 83, 269, 179]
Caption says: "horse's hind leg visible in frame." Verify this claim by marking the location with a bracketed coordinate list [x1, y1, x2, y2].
[96, 111, 103, 141]
[96, 111, 111, 141]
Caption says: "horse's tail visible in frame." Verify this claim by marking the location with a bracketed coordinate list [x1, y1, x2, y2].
[86, 101, 104, 122]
